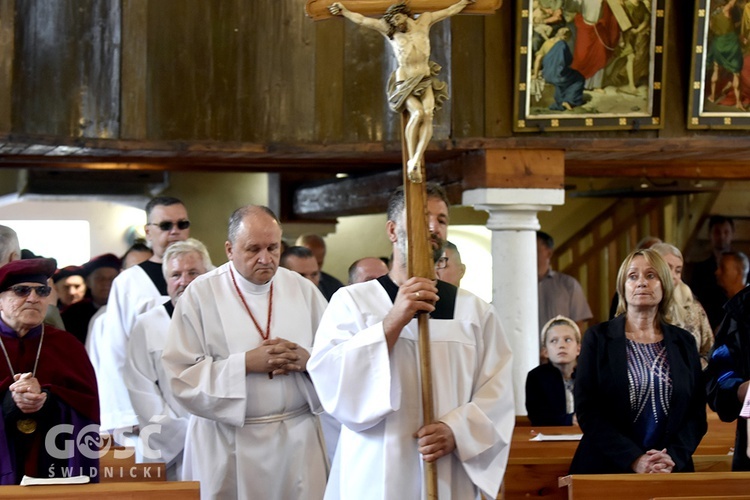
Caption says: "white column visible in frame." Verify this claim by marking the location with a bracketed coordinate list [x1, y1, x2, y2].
[463, 188, 565, 415]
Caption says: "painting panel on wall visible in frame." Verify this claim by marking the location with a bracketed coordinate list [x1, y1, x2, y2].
[513, 0, 667, 132]
[688, 0, 750, 129]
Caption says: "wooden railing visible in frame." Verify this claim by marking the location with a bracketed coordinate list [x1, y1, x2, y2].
[550, 191, 720, 324]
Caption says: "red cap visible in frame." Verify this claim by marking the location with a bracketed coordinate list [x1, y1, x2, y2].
[52, 265, 85, 284]
[82, 254, 121, 277]
[0, 258, 57, 291]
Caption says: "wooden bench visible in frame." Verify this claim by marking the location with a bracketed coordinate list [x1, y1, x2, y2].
[558, 472, 750, 500]
[99, 445, 167, 482]
[502, 455, 732, 500]
[501, 411, 736, 500]
[0, 481, 200, 499]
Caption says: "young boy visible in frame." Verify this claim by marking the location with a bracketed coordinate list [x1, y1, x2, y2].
[525, 315, 581, 426]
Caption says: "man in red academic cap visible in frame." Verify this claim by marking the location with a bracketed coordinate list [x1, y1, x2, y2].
[61, 254, 121, 345]
[0, 258, 99, 484]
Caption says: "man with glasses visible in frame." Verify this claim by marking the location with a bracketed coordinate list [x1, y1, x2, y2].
[435, 241, 466, 288]
[0, 258, 99, 483]
[99, 196, 191, 440]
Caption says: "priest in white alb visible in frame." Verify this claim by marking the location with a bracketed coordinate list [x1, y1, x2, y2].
[162, 205, 329, 499]
[125, 238, 214, 480]
[308, 184, 515, 500]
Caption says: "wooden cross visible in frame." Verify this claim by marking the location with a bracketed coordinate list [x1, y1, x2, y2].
[307, 2, 502, 497]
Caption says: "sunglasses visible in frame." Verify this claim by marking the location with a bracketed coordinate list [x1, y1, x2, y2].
[8, 285, 52, 298]
[148, 220, 191, 232]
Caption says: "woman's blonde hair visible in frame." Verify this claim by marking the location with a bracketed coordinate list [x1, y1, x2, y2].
[540, 315, 581, 345]
[614, 248, 674, 323]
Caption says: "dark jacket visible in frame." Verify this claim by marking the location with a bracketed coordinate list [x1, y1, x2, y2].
[570, 315, 707, 474]
[706, 286, 750, 470]
[525, 363, 575, 426]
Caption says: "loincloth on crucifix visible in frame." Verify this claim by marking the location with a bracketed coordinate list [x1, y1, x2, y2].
[386, 61, 449, 113]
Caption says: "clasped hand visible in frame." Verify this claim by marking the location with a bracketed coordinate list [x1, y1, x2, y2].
[631, 448, 675, 473]
[245, 338, 310, 377]
[9, 372, 46, 414]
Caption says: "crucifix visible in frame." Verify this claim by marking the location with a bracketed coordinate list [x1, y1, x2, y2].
[306, 1, 502, 497]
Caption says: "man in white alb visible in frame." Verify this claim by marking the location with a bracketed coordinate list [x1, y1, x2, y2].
[98, 196, 191, 437]
[162, 205, 329, 499]
[125, 238, 213, 480]
[308, 183, 515, 499]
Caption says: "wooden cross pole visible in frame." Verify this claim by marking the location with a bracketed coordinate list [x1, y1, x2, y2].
[307, 2, 503, 497]
[400, 110, 440, 499]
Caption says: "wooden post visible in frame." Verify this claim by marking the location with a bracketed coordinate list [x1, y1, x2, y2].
[401, 112, 438, 499]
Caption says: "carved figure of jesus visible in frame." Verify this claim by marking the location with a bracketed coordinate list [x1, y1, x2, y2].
[329, 0, 475, 183]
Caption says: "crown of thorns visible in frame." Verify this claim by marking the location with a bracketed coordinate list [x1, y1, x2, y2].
[383, 2, 412, 23]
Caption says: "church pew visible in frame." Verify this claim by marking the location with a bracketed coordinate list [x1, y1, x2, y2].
[501, 417, 735, 500]
[98, 445, 167, 482]
[558, 472, 750, 500]
[652, 497, 750, 500]
[501, 455, 732, 500]
[0, 481, 199, 499]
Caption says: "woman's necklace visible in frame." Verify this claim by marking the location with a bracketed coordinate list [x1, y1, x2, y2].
[0, 325, 44, 434]
[229, 266, 273, 341]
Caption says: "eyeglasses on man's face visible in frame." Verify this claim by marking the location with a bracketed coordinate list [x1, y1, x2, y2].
[148, 220, 191, 232]
[7, 285, 52, 298]
[435, 256, 449, 269]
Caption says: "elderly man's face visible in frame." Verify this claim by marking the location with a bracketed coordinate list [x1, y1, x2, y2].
[0, 282, 49, 334]
[145, 204, 190, 259]
[166, 251, 207, 304]
[225, 211, 282, 285]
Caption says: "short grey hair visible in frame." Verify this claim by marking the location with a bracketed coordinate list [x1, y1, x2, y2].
[162, 238, 215, 278]
[0, 225, 20, 265]
[721, 251, 750, 283]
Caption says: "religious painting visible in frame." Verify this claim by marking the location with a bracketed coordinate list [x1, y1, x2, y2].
[513, 0, 667, 132]
[688, 0, 750, 129]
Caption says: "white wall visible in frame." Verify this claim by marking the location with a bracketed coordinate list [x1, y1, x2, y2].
[0, 196, 146, 265]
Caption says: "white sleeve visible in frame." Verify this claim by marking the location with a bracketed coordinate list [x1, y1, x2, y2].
[125, 314, 188, 465]
[308, 288, 400, 432]
[161, 287, 248, 427]
[437, 305, 514, 499]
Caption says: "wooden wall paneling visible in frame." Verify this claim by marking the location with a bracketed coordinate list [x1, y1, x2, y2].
[314, 20, 345, 142]
[342, 21, 391, 143]
[483, 7, 512, 138]
[660, 0, 689, 137]
[0, 0, 14, 133]
[428, 22, 452, 142]
[254, 0, 316, 142]
[13, 0, 120, 138]
[451, 15, 484, 138]
[145, 1, 317, 142]
[121, 0, 147, 140]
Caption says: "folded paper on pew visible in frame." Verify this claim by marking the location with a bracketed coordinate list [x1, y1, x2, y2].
[740, 388, 750, 418]
[20, 475, 91, 486]
[529, 433, 583, 441]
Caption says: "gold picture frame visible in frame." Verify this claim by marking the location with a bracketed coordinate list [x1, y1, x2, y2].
[688, 0, 750, 129]
[513, 0, 667, 132]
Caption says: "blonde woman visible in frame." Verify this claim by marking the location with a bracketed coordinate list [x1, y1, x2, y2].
[652, 243, 713, 369]
[571, 249, 706, 474]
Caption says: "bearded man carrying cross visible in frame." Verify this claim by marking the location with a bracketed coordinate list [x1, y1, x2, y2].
[309, 184, 514, 499]
[329, 0, 475, 183]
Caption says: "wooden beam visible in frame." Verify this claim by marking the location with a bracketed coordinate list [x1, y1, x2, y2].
[305, 0, 503, 21]
[463, 149, 565, 189]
